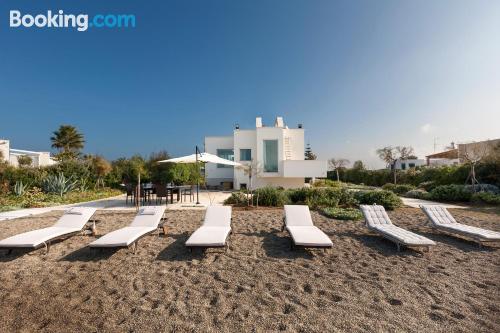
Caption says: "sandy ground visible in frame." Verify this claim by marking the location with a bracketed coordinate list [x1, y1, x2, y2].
[0, 207, 498, 332]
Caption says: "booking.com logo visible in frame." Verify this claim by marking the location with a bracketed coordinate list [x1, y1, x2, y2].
[9, 10, 136, 32]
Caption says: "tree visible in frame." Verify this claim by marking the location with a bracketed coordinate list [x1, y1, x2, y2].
[462, 144, 488, 191]
[352, 160, 365, 170]
[376, 146, 414, 184]
[147, 150, 172, 183]
[51, 125, 85, 160]
[237, 160, 262, 206]
[91, 155, 112, 188]
[328, 158, 349, 182]
[305, 143, 317, 160]
[17, 155, 33, 168]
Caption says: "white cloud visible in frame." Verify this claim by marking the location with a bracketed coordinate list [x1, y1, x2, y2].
[420, 123, 432, 133]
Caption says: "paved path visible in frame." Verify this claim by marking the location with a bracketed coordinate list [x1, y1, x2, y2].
[0, 191, 232, 222]
[401, 197, 467, 209]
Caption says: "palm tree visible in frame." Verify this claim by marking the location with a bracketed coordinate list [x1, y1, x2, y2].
[50, 125, 85, 160]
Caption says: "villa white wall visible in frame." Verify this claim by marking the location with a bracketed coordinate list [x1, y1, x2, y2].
[204, 136, 234, 186]
[233, 130, 256, 189]
[204, 117, 326, 190]
[283, 128, 305, 160]
[0, 140, 9, 163]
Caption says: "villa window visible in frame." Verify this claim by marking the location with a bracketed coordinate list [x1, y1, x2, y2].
[401, 163, 406, 170]
[216, 149, 234, 168]
[240, 149, 252, 161]
[409, 163, 415, 168]
[263, 140, 278, 172]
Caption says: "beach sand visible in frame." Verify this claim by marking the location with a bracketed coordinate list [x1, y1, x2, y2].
[0, 207, 498, 332]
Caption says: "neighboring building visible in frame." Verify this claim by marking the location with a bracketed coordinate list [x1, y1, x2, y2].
[0, 139, 57, 167]
[393, 158, 426, 170]
[204, 117, 327, 190]
[425, 138, 499, 166]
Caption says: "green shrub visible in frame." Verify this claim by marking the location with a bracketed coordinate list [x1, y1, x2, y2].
[471, 192, 500, 205]
[224, 192, 249, 206]
[382, 183, 415, 195]
[428, 185, 472, 202]
[253, 187, 290, 207]
[404, 189, 429, 199]
[381, 183, 396, 192]
[354, 190, 402, 210]
[312, 179, 344, 188]
[42, 172, 78, 197]
[418, 181, 436, 191]
[286, 187, 357, 209]
[464, 184, 499, 194]
[322, 207, 363, 220]
[13, 181, 29, 196]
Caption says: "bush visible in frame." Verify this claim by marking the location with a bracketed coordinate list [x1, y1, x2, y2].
[312, 179, 344, 188]
[322, 207, 363, 220]
[382, 183, 416, 195]
[404, 189, 429, 199]
[253, 187, 290, 207]
[286, 187, 357, 209]
[418, 181, 436, 191]
[224, 192, 249, 206]
[471, 192, 500, 205]
[428, 185, 472, 202]
[354, 190, 402, 210]
[464, 184, 499, 194]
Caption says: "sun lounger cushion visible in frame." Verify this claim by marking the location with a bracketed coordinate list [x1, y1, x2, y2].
[360, 205, 435, 246]
[89, 226, 158, 247]
[0, 207, 97, 248]
[185, 206, 232, 247]
[185, 226, 231, 247]
[89, 205, 166, 248]
[286, 226, 333, 247]
[421, 205, 500, 240]
[370, 225, 435, 246]
[130, 206, 166, 227]
[0, 227, 82, 248]
[202, 206, 232, 227]
[54, 207, 97, 229]
[284, 205, 314, 226]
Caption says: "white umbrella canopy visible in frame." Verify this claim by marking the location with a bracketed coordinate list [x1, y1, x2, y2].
[158, 152, 242, 167]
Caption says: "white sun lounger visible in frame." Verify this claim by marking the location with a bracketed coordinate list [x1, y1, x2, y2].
[185, 206, 232, 252]
[420, 205, 500, 246]
[283, 205, 333, 249]
[0, 207, 98, 254]
[89, 205, 166, 253]
[360, 205, 435, 252]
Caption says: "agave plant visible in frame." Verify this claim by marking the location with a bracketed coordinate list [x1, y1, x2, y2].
[43, 172, 77, 197]
[13, 181, 29, 196]
[77, 177, 90, 192]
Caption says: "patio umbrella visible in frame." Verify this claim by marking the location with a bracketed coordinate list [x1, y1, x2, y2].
[158, 146, 243, 204]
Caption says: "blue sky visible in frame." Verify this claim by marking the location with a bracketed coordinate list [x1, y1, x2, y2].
[1, 0, 499, 168]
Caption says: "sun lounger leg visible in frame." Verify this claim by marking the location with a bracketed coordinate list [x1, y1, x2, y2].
[131, 241, 138, 254]
[44, 241, 50, 254]
[396, 243, 400, 252]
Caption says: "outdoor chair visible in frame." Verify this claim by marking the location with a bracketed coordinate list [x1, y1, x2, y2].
[182, 185, 194, 203]
[0, 207, 98, 254]
[360, 205, 435, 252]
[155, 184, 168, 204]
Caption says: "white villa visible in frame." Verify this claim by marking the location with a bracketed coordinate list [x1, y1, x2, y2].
[204, 117, 327, 190]
[0, 139, 56, 167]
